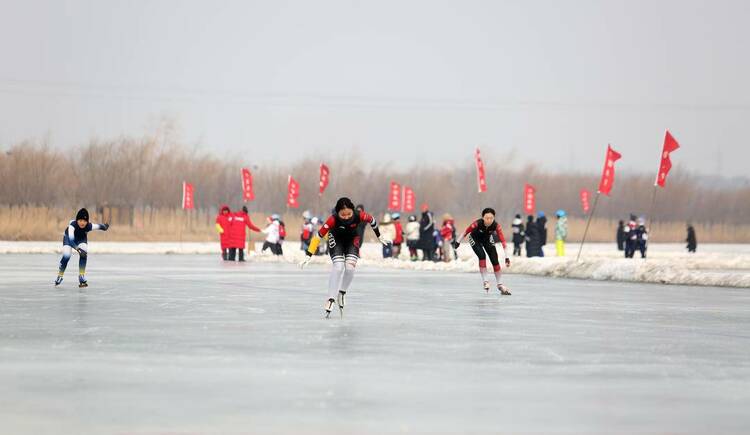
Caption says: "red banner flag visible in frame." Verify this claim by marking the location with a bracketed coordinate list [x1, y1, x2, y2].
[388, 181, 401, 211]
[475, 148, 487, 193]
[580, 188, 591, 214]
[182, 181, 194, 210]
[597, 144, 622, 196]
[319, 163, 330, 196]
[287, 175, 300, 208]
[523, 183, 535, 215]
[241, 168, 254, 202]
[403, 186, 415, 213]
[656, 130, 680, 187]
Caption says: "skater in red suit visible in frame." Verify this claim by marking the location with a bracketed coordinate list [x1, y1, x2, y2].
[299, 197, 391, 318]
[453, 207, 512, 295]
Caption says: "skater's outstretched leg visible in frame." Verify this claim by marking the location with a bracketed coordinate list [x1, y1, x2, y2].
[56, 245, 73, 285]
[341, 254, 358, 292]
[486, 243, 511, 295]
[77, 243, 88, 287]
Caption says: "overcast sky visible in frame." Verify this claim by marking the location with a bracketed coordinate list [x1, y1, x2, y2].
[1, 0, 749, 176]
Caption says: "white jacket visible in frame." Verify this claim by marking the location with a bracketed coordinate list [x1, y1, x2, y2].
[262, 221, 280, 243]
[405, 221, 421, 241]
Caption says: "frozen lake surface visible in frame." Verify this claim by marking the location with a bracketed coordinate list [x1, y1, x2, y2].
[1, 254, 749, 434]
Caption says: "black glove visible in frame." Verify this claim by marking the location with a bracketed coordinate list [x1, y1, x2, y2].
[101, 223, 109, 231]
[76, 248, 87, 258]
[505, 257, 511, 267]
[452, 240, 460, 250]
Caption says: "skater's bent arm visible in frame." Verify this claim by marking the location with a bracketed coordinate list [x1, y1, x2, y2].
[496, 226, 507, 250]
[456, 221, 477, 244]
[361, 212, 381, 238]
[66, 225, 77, 246]
[307, 216, 335, 256]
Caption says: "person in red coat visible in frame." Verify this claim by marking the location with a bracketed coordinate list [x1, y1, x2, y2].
[228, 206, 261, 261]
[215, 205, 232, 261]
[391, 212, 404, 258]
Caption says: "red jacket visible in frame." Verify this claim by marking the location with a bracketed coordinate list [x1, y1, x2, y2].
[216, 205, 232, 250]
[228, 211, 261, 249]
[393, 221, 404, 244]
[440, 220, 455, 242]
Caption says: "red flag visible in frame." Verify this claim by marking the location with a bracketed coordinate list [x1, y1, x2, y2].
[319, 163, 330, 196]
[182, 181, 194, 210]
[523, 183, 535, 215]
[287, 175, 300, 208]
[403, 186, 415, 213]
[241, 168, 254, 202]
[597, 145, 622, 196]
[388, 181, 401, 211]
[656, 130, 680, 187]
[580, 188, 591, 214]
[475, 148, 487, 193]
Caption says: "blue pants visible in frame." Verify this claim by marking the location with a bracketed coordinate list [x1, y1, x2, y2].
[59, 241, 88, 279]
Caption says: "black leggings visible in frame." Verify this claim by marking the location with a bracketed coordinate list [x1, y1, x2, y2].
[470, 237, 500, 266]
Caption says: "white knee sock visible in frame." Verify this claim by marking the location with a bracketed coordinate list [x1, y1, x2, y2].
[341, 255, 359, 292]
[328, 257, 346, 300]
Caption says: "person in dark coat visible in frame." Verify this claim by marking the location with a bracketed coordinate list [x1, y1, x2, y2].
[624, 216, 638, 258]
[636, 217, 648, 258]
[686, 224, 697, 253]
[418, 204, 436, 261]
[511, 214, 525, 257]
[536, 211, 547, 257]
[616, 220, 626, 251]
[525, 215, 541, 257]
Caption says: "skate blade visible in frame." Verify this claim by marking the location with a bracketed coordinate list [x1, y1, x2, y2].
[78, 283, 88, 288]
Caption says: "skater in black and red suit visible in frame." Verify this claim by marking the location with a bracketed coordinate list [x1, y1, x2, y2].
[299, 197, 391, 317]
[453, 207, 512, 295]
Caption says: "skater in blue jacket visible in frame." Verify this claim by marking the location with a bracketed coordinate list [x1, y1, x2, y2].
[55, 208, 109, 288]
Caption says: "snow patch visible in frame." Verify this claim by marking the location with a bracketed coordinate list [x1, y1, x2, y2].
[2, 241, 748, 288]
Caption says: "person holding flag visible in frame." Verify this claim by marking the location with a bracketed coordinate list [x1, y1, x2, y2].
[299, 197, 391, 318]
[452, 207, 512, 295]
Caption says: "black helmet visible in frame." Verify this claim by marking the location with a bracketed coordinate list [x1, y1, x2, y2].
[76, 208, 89, 222]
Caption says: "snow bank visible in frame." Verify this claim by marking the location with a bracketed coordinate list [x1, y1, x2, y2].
[2, 241, 749, 288]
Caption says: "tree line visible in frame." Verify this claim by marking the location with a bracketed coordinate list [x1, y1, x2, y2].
[1, 130, 748, 225]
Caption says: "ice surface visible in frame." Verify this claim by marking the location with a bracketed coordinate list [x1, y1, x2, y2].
[1, 254, 749, 434]
[3, 241, 749, 287]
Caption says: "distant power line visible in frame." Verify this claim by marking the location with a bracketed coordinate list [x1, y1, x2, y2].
[1, 78, 749, 112]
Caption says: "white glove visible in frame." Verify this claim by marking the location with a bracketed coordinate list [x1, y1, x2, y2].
[378, 235, 392, 246]
[299, 256, 312, 269]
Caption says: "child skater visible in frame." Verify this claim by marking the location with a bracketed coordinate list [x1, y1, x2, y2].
[54, 208, 109, 288]
[299, 197, 391, 318]
[452, 207, 512, 295]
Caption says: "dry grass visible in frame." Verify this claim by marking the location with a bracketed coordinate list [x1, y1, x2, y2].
[2, 206, 748, 243]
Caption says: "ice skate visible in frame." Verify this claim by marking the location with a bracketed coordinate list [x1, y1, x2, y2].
[497, 283, 511, 295]
[483, 281, 490, 292]
[54, 275, 63, 286]
[78, 276, 88, 288]
[324, 298, 335, 318]
[337, 290, 346, 317]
